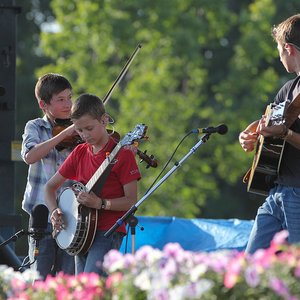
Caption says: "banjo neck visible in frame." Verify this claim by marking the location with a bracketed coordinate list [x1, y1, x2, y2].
[85, 142, 122, 193]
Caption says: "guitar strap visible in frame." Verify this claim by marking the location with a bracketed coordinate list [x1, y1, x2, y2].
[90, 137, 119, 196]
[91, 165, 114, 195]
[284, 92, 300, 127]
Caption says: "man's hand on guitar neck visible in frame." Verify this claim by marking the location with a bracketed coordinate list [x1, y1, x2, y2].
[256, 115, 288, 138]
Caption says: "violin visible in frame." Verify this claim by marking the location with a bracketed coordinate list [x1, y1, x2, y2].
[52, 119, 83, 151]
[52, 119, 158, 168]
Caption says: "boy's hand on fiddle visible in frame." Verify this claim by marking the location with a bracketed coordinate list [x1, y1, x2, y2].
[62, 123, 77, 138]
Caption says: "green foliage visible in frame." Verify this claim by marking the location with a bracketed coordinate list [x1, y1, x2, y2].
[16, 0, 300, 220]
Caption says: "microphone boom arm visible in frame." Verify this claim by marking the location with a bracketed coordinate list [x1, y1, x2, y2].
[104, 133, 211, 237]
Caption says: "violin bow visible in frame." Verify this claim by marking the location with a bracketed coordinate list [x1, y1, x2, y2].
[102, 43, 142, 105]
[101, 44, 158, 168]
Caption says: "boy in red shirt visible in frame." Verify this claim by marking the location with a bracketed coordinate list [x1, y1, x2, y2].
[45, 93, 141, 275]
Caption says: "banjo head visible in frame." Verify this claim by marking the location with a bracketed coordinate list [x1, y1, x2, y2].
[56, 188, 78, 249]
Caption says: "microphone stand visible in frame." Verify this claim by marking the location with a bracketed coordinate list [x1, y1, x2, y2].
[0, 229, 51, 271]
[0, 229, 28, 247]
[0, 229, 49, 248]
[105, 133, 211, 238]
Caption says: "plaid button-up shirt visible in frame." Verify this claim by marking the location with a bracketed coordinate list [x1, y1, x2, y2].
[21, 115, 73, 215]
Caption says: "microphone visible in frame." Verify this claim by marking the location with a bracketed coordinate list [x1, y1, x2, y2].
[191, 124, 228, 135]
[30, 204, 49, 259]
[30, 204, 49, 239]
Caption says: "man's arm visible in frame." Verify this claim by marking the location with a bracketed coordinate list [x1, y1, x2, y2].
[239, 120, 260, 152]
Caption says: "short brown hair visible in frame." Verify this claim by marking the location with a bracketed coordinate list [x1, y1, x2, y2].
[71, 93, 105, 121]
[35, 73, 72, 104]
[272, 14, 300, 47]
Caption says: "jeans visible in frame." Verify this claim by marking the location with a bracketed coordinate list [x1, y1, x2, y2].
[28, 223, 75, 279]
[75, 230, 124, 276]
[246, 185, 300, 254]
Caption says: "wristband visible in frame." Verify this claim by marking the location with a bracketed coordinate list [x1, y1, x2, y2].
[284, 129, 293, 140]
[101, 199, 112, 210]
[101, 199, 106, 210]
[105, 200, 111, 210]
[279, 124, 289, 139]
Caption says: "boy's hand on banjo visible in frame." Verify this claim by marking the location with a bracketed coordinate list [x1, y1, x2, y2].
[77, 191, 102, 209]
[50, 207, 65, 236]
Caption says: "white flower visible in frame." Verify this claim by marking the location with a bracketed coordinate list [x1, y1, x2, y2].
[134, 269, 152, 291]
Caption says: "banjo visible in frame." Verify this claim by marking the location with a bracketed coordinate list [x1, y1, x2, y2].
[55, 124, 147, 256]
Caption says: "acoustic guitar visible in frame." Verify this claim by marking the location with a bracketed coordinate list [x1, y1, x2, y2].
[244, 92, 300, 196]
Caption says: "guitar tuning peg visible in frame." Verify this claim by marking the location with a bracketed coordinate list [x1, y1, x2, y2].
[136, 149, 158, 168]
[139, 150, 147, 164]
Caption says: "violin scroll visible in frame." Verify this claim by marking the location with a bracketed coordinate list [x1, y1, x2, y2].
[137, 149, 158, 168]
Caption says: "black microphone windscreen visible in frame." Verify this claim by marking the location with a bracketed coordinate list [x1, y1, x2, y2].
[218, 124, 228, 135]
[0, 86, 5, 96]
[31, 204, 49, 230]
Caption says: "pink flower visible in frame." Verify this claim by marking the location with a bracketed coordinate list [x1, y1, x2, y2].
[224, 271, 239, 289]
[223, 253, 245, 288]
[244, 266, 260, 287]
[294, 261, 300, 278]
[163, 243, 183, 257]
[56, 285, 71, 300]
[103, 249, 124, 271]
[105, 272, 123, 289]
[269, 277, 290, 298]
[272, 230, 289, 246]
[10, 278, 26, 292]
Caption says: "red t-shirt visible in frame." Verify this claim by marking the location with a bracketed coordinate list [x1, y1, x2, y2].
[59, 137, 141, 233]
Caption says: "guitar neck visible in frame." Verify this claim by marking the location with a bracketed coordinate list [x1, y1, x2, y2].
[85, 143, 122, 192]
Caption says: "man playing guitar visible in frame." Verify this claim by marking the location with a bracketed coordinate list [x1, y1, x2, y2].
[239, 14, 300, 254]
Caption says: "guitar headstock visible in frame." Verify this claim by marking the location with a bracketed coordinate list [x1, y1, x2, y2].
[121, 124, 148, 146]
[269, 101, 289, 126]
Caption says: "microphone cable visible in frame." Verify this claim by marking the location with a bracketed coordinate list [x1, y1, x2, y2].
[144, 131, 194, 194]
[123, 131, 194, 254]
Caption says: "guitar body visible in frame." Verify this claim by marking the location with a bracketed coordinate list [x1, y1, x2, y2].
[56, 187, 98, 256]
[246, 135, 285, 196]
[244, 103, 286, 196]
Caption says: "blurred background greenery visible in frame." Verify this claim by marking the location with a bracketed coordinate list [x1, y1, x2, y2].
[11, 0, 300, 255]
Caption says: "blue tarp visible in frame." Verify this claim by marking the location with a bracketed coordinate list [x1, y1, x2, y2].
[120, 216, 254, 253]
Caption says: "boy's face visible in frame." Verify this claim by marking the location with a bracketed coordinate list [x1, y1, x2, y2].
[40, 88, 72, 121]
[73, 114, 107, 146]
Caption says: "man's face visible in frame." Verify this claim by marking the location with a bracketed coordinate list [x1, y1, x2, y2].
[277, 42, 298, 73]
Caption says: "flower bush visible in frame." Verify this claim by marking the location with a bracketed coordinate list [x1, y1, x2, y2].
[2, 230, 300, 299]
